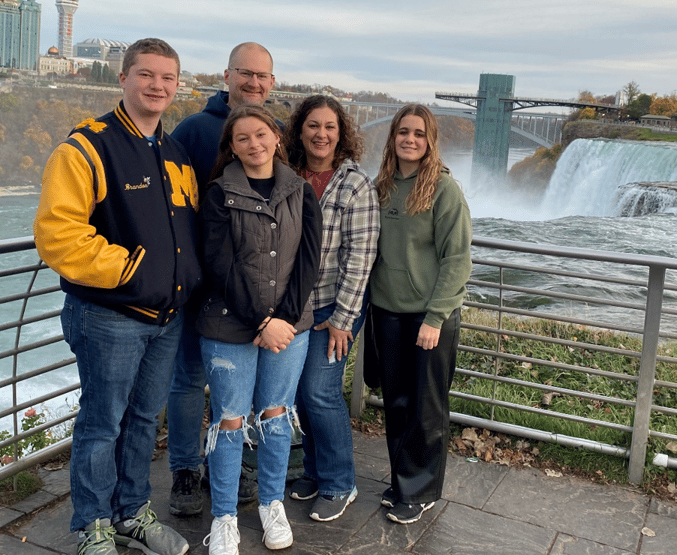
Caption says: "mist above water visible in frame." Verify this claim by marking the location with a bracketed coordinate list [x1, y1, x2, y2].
[446, 139, 677, 222]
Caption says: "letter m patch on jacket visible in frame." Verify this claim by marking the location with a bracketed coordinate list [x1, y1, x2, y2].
[165, 161, 199, 210]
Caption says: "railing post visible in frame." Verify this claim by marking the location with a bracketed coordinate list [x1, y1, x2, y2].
[628, 265, 665, 484]
[349, 330, 367, 418]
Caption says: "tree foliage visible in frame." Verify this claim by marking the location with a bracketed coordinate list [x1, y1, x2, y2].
[626, 93, 653, 120]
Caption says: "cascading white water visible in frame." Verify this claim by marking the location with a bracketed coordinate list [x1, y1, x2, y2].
[539, 138, 677, 219]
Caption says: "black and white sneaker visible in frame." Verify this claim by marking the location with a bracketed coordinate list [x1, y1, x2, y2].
[289, 476, 318, 501]
[309, 486, 357, 521]
[386, 501, 435, 524]
[381, 487, 397, 508]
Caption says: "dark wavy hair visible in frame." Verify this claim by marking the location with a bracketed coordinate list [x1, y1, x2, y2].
[283, 95, 363, 171]
[208, 104, 287, 183]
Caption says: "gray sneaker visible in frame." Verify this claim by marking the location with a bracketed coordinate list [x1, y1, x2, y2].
[113, 501, 188, 555]
[77, 518, 117, 555]
[309, 486, 357, 522]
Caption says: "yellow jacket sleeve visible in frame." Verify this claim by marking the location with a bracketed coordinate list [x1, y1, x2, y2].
[34, 137, 142, 289]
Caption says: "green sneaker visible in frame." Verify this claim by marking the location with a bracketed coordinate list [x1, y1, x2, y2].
[77, 518, 117, 555]
[113, 501, 188, 555]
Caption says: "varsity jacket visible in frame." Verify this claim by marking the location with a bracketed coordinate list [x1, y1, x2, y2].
[171, 91, 231, 195]
[197, 159, 322, 344]
[34, 101, 202, 325]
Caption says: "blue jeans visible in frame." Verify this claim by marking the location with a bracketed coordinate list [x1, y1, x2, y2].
[167, 314, 206, 472]
[201, 331, 309, 517]
[295, 300, 366, 497]
[61, 294, 183, 531]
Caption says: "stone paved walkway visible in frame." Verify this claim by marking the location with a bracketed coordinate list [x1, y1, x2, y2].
[1, 430, 676, 554]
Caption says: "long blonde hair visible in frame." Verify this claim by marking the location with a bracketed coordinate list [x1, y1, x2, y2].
[375, 104, 447, 215]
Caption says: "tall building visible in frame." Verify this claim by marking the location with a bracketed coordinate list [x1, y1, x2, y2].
[55, 0, 76, 58]
[0, 0, 41, 70]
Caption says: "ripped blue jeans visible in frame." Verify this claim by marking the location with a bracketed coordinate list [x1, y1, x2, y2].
[200, 331, 309, 517]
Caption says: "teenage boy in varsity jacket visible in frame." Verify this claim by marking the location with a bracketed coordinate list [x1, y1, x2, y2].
[34, 38, 200, 555]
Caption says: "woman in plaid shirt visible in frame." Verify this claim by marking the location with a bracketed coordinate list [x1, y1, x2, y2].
[283, 95, 380, 522]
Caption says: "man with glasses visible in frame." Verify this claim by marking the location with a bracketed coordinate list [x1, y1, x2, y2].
[167, 42, 277, 517]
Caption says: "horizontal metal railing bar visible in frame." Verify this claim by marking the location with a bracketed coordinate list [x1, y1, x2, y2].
[460, 345, 639, 383]
[0, 335, 64, 361]
[448, 391, 634, 433]
[465, 300, 646, 336]
[649, 430, 677, 442]
[0, 309, 63, 333]
[462, 322, 646, 361]
[0, 357, 76, 389]
[470, 257, 674, 291]
[0, 262, 46, 279]
[650, 404, 677, 417]
[0, 235, 35, 255]
[653, 379, 677, 390]
[0, 412, 77, 451]
[455, 368, 636, 407]
[0, 383, 81, 420]
[0, 438, 72, 482]
[472, 236, 677, 270]
[469, 278, 647, 311]
[0, 285, 62, 306]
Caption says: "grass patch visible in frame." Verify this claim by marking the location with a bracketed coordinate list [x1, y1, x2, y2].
[0, 469, 41, 506]
[346, 307, 677, 499]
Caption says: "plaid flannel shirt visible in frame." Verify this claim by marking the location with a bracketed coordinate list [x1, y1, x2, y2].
[310, 158, 380, 331]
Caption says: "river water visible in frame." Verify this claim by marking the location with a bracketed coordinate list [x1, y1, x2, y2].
[3, 138, 677, 430]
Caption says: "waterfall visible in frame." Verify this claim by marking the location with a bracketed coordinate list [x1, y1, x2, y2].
[539, 139, 677, 219]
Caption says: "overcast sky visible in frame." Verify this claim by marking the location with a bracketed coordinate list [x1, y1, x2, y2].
[39, 0, 676, 104]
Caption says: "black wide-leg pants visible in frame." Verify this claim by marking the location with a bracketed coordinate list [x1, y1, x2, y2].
[372, 305, 460, 504]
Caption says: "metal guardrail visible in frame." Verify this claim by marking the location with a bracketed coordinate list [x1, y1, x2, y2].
[351, 236, 677, 484]
[3, 235, 677, 485]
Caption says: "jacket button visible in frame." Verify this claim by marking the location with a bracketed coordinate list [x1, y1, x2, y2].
[271, 223, 277, 229]
[256, 206, 262, 210]
[228, 199, 234, 204]
[270, 251, 276, 257]
[222, 308, 228, 315]
[269, 280, 276, 286]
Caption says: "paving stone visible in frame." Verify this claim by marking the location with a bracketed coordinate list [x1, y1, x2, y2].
[0, 506, 24, 528]
[639, 511, 677, 555]
[37, 463, 70, 497]
[648, 496, 677, 519]
[354, 450, 391, 483]
[352, 431, 388, 461]
[10, 489, 57, 515]
[441, 453, 508, 509]
[550, 534, 634, 554]
[0, 532, 59, 555]
[482, 466, 648, 552]
[11, 498, 74, 554]
[413, 501, 556, 554]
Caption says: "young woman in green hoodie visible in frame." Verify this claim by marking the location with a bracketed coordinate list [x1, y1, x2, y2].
[370, 103, 472, 524]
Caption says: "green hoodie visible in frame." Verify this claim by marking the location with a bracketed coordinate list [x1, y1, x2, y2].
[370, 169, 472, 328]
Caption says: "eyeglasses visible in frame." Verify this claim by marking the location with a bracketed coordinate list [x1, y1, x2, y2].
[229, 68, 274, 81]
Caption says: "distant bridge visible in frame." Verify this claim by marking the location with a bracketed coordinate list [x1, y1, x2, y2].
[338, 102, 565, 148]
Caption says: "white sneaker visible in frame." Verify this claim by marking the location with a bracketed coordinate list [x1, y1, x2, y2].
[258, 500, 293, 550]
[203, 515, 240, 555]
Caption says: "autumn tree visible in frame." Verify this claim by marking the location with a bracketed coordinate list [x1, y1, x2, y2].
[650, 94, 677, 117]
